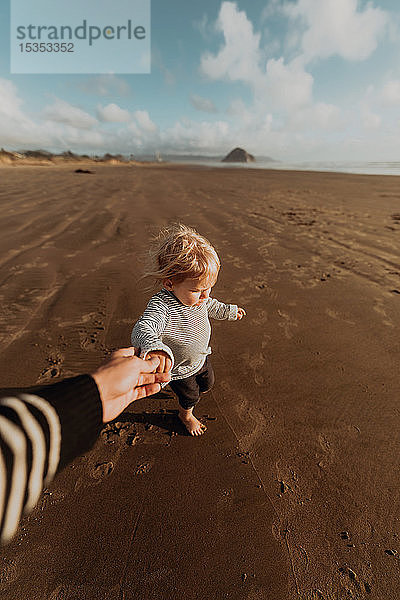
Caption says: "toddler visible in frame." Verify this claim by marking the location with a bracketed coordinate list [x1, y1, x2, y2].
[131, 224, 245, 436]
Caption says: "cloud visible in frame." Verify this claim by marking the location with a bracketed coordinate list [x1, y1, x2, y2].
[161, 68, 176, 87]
[97, 103, 131, 122]
[0, 79, 158, 154]
[200, 0, 390, 145]
[380, 80, 400, 106]
[200, 3, 315, 113]
[226, 97, 248, 116]
[194, 13, 213, 41]
[161, 119, 230, 152]
[50, 125, 106, 150]
[287, 102, 344, 132]
[0, 79, 32, 126]
[200, 2, 261, 85]
[76, 75, 131, 97]
[197, 2, 371, 158]
[263, 57, 313, 110]
[0, 80, 107, 151]
[260, 0, 282, 24]
[43, 99, 98, 129]
[0, 78, 44, 147]
[361, 107, 381, 130]
[189, 94, 217, 113]
[151, 46, 177, 86]
[133, 110, 158, 133]
[283, 0, 388, 63]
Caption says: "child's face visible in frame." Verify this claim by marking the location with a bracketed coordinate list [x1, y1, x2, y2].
[165, 276, 216, 307]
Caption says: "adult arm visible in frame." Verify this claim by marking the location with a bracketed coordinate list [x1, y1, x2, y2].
[0, 375, 101, 545]
[0, 349, 167, 546]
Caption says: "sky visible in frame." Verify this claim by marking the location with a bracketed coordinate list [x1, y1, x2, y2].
[1, 0, 400, 161]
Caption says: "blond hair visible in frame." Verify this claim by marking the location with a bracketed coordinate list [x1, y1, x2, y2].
[145, 223, 220, 285]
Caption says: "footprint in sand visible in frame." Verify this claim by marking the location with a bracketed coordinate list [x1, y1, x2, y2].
[326, 308, 355, 325]
[373, 298, 394, 328]
[47, 584, 68, 600]
[79, 309, 107, 352]
[101, 421, 134, 445]
[91, 461, 114, 480]
[250, 352, 266, 386]
[316, 433, 334, 469]
[48, 583, 99, 600]
[0, 547, 50, 588]
[79, 326, 105, 351]
[39, 488, 66, 511]
[277, 309, 298, 339]
[37, 349, 64, 382]
[39, 365, 61, 380]
[103, 422, 141, 446]
[126, 432, 140, 446]
[338, 567, 371, 595]
[134, 460, 154, 475]
[0, 559, 18, 587]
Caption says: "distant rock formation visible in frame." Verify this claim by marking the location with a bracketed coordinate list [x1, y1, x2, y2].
[222, 147, 255, 163]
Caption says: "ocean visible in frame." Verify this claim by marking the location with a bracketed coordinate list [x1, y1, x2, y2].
[160, 157, 400, 176]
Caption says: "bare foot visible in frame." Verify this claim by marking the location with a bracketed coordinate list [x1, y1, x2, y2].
[179, 408, 207, 436]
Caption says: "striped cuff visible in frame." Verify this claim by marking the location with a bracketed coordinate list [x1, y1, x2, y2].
[228, 304, 238, 320]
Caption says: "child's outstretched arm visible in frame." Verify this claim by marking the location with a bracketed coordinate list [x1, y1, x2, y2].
[206, 298, 245, 321]
[131, 296, 174, 372]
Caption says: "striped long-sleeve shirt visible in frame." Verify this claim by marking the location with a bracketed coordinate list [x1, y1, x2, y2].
[0, 375, 103, 546]
[131, 289, 238, 380]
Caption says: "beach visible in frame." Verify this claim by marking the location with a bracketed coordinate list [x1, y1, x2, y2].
[0, 163, 399, 599]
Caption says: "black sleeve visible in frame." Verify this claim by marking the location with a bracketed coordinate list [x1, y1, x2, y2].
[0, 374, 103, 546]
[32, 375, 103, 469]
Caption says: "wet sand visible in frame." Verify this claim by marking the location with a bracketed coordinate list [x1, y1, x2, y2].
[0, 163, 399, 599]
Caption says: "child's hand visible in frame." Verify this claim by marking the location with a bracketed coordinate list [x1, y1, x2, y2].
[93, 347, 171, 423]
[237, 307, 246, 320]
[146, 350, 172, 374]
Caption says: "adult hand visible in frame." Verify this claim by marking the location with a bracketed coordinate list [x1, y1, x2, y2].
[92, 347, 170, 423]
[146, 350, 173, 374]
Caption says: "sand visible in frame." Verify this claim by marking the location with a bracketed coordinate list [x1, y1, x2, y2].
[0, 163, 399, 599]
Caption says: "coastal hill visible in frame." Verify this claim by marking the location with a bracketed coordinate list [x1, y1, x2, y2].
[0, 148, 141, 167]
[222, 147, 255, 163]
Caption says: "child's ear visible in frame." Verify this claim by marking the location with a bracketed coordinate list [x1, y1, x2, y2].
[164, 279, 173, 290]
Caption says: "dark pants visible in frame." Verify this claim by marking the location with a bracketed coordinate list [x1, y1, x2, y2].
[169, 358, 215, 410]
